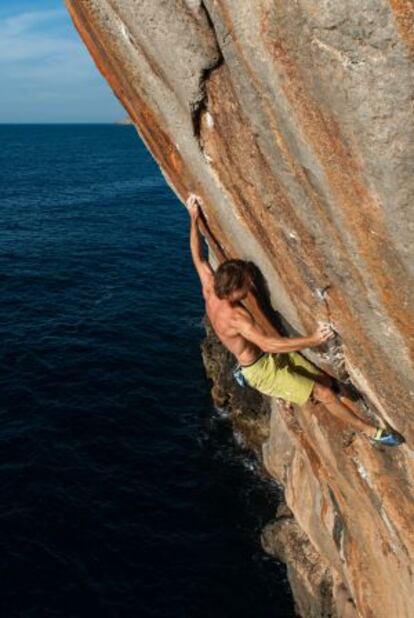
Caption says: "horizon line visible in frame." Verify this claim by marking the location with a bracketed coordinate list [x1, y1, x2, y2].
[0, 121, 131, 125]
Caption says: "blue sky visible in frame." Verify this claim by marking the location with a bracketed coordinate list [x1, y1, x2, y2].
[0, 1, 125, 122]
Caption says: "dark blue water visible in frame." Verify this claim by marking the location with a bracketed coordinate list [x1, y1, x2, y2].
[0, 125, 294, 617]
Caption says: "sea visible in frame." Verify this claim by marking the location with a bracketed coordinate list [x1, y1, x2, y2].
[0, 124, 295, 617]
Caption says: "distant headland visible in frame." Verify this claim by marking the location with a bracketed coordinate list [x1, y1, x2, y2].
[115, 116, 133, 125]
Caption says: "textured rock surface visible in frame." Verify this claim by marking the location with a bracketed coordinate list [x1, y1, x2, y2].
[66, 2, 414, 616]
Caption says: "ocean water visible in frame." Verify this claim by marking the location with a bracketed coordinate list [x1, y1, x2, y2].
[0, 124, 295, 617]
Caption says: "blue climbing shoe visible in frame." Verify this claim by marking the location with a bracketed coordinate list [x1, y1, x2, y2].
[371, 428, 404, 447]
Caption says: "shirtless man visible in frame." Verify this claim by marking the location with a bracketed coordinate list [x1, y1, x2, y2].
[187, 195, 402, 447]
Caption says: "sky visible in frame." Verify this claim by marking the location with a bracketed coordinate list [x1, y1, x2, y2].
[0, 1, 125, 122]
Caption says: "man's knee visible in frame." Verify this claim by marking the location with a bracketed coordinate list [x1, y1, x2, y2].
[313, 382, 337, 404]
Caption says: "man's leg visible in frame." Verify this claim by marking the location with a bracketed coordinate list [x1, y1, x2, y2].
[312, 381, 376, 437]
[339, 390, 370, 420]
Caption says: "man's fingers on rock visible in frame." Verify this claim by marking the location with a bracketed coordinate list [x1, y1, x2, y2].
[186, 194, 204, 219]
[192, 194, 203, 205]
[318, 322, 334, 334]
[315, 322, 335, 343]
[186, 193, 197, 207]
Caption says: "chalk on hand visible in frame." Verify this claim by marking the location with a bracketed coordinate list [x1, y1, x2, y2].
[317, 320, 336, 341]
[318, 320, 333, 329]
[185, 193, 202, 209]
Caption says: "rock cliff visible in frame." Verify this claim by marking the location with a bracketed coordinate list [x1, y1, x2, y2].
[66, 2, 414, 616]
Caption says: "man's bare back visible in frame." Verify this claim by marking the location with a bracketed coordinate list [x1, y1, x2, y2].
[205, 291, 261, 366]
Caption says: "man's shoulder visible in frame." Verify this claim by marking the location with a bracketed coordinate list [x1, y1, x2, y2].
[231, 305, 254, 324]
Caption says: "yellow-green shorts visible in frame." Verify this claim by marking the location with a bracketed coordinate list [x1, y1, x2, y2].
[240, 352, 320, 405]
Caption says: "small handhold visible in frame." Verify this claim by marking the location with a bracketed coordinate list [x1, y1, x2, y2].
[205, 112, 214, 129]
[314, 287, 328, 302]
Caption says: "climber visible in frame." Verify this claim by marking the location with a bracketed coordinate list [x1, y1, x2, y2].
[186, 194, 403, 447]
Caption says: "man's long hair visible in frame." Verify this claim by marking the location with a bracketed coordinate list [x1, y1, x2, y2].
[213, 259, 254, 299]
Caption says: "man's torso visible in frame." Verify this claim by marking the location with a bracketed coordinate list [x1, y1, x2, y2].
[205, 292, 261, 366]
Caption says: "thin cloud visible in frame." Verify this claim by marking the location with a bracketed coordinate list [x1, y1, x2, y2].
[0, 5, 124, 122]
[0, 8, 80, 64]
[2, 9, 65, 35]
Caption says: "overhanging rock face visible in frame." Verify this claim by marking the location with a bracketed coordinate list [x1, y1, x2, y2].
[66, 2, 414, 616]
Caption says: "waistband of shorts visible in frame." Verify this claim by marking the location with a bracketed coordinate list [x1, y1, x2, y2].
[240, 353, 266, 369]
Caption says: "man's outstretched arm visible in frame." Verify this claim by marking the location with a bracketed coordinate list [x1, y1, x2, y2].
[233, 309, 333, 353]
[186, 195, 214, 296]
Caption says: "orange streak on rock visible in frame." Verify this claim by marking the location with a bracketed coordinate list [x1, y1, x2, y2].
[213, 2, 356, 237]
[202, 65, 329, 302]
[210, 3, 382, 319]
[389, 0, 414, 54]
[260, 13, 414, 358]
